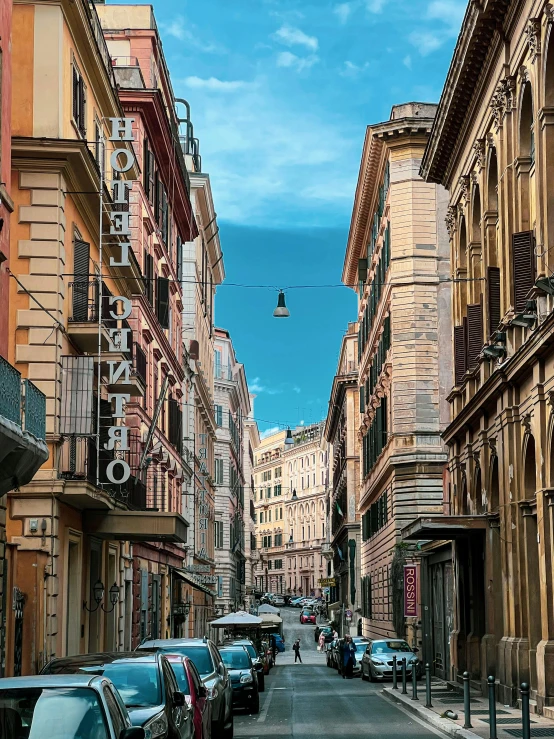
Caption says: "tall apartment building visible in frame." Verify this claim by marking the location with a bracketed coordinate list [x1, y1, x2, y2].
[252, 430, 286, 594]
[181, 140, 223, 636]
[213, 328, 250, 613]
[243, 407, 260, 607]
[99, 3, 197, 645]
[342, 103, 451, 644]
[412, 0, 554, 707]
[284, 423, 329, 597]
[324, 324, 361, 634]
[0, 0, 48, 675]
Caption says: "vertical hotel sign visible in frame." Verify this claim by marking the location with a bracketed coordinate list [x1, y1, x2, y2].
[403, 564, 418, 618]
[196, 434, 210, 559]
[98, 117, 136, 486]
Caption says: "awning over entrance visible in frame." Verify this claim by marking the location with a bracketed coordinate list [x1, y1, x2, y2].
[402, 515, 492, 541]
[172, 568, 215, 597]
[84, 510, 188, 543]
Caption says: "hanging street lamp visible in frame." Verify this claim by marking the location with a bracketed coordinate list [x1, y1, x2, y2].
[273, 290, 290, 318]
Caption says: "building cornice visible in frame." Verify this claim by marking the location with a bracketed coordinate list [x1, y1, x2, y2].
[420, 0, 511, 185]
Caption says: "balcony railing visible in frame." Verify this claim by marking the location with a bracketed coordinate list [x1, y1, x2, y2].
[68, 280, 117, 327]
[0, 355, 46, 440]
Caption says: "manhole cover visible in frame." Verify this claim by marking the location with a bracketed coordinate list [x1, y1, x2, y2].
[505, 729, 554, 738]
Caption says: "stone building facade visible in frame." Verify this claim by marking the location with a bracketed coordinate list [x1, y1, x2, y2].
[213, 328, 250, 614]
[253, 429, 287, 595]
[324, 323, 361, 634]
[413, 0, 554, 711]
[343, 103, 451, 643]
[284, 424, 329, 597]
[243, 407, 259, 607]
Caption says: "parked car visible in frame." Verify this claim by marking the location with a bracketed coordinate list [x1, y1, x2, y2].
[0, 674, 144, 739]
[270, 633, 285, 652]
[218, 647, 259, 715]
[360, 639, 421, 682]
[138, 639, 233, 739]
[164, 655, 212, 739]
[229, 640, 266, 691]
[318, 627, 334, 644]
[272, 596, 285, 607]
[300, 609, 316, 625]
[290, 597, 305, 608]
[41, 651, 190, 739]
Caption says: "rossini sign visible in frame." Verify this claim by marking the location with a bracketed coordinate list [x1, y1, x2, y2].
[99, 117, 137, 486]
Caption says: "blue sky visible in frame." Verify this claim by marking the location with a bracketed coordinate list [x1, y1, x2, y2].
[153, 0, 466, 436]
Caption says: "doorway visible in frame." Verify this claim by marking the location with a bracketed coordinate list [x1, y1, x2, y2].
[66, 537, 81, 656]
[428, 549, 453, 680]
[88, 541, 102, 653]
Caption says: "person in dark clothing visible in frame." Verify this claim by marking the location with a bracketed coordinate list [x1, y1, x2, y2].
[293, 639, 302, 663]
[342, 635, 356, 679]
[314, 626, 321, 642]
[270, 634, 277, 663]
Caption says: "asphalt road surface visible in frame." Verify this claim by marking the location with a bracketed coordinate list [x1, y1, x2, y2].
[234, 606, 446, 739]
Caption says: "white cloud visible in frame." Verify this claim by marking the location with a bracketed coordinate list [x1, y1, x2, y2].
[173, 74, 357, 225]
[159, 17, 225, 54]
[427, 0, 465, 29]
[249, 377, 282, 395]
[184, 76, 248, 92]
[409, 30, 445, 55]
[277, 51, 319, 71]
[403, 55, 412, 69]
[293, 386, 301, 394]
[273, 25, 318, 51]
[366, 0, 386, 12]
[333, 2, 353, 24]
[260, 426, 281, 439]
[340, 60, 370, 77]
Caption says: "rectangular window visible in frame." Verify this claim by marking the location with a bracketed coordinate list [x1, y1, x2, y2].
[215, 350, 222, 378]
[269, 510, 272, 522]
[214, 459, 224, 485]
[156, 277, 170, 329]
[274, 484, 282, 497]
[215, 404, 223, 426]
[266, 488, 271, 499]
[268, 560, 272, 570]
[275, 466, 282, 478]
[72, 62, 86, 137]
[214, 521, 223, 549]
[279, 507, 283, 520]
[275, 534, 283, 546]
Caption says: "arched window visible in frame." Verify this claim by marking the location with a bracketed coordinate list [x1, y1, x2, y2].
[471, 185, 481, 244]
[518, 81, 534, 231]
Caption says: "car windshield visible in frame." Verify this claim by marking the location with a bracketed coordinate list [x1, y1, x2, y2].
[236, 644, 257, 660]
[71, 662, 161, 707]
[220, 650, 251, 670]
[373, 641, 412, 654]
[158, 647, 214, 677]
[166, 661, 191, 695]
[301, 610, 312, 616]
[0, 687, 108, 739]
[354, 642, 369, 652]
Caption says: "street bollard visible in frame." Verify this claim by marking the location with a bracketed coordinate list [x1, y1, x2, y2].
[488, 676, 497, 739]
[392, 656, 398, 690]
[425, 663, 433, 708]
[401, 658, 408, 694]
[411, 662, 418, 700]
[463, 671, 473, 729]
[520, 683, 531, 739]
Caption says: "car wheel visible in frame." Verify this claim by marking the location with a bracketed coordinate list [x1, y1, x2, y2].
[223, 713, 234, 739]
[250, 693, 260, 715]
[258, 674, 265, 692]
[361, 666, 368, 682]
[369, 666, 376, 683]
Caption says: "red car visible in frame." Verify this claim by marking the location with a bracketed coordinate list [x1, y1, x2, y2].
[166, 654, 212, 739]
[300, 609, 316, 624]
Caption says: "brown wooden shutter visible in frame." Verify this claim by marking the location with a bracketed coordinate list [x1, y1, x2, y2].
[512, 231, 536, 312]
[467, 300, 483, 369]
[487, 266, 501, 336]
[454, 324, 467, 385]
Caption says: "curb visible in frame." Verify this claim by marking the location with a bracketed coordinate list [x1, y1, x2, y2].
[380, 688, 482, 739]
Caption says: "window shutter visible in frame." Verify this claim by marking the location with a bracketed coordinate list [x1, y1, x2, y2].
[156, 277, 170, 328]
[454, 324, 467, 385]
[359, 385, 364, 413]
[78, 76, 86, 135]
[176, 236, 183, 282]
[487, 266, 501, 336]
[72, 239, 90, 321]
[72, 66, 79, 122]
[512, 231, 536, 312]
[143, 140, 150, 199]
[467, 300, 483, 369]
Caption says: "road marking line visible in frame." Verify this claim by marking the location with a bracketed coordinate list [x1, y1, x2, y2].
[257, 687, 275, 723]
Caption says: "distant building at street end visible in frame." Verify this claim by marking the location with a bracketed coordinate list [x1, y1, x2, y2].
[343, 102, 452, 648]
[324, 323, 360, 635]
[413, 0, 554, 710]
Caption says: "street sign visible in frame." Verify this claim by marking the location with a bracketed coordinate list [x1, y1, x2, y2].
[345, 609, 353, 621]
[404, 564, 418, 617]
[318, 577, 336, 587]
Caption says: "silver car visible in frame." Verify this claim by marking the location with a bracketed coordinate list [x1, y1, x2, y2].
[360, 639, 421, 682]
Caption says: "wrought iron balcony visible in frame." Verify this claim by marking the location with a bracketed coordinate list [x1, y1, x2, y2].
[0, 355, 48, 494]
[67, 280, 117, 353]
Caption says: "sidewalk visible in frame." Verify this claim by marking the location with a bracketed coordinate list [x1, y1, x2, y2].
[381, 678, 554, 739]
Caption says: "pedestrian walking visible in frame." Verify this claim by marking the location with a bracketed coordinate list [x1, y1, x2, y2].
[342, 635, 356, 679]
[270, 634, 277, 664]
[318, 631, 325, 652]
[293, 638, 302, 663]
[333, 629, 339, 640]
[314, 625, 321, 642]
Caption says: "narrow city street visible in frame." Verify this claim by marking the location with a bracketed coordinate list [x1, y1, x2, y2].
[234, 608, 445, 739]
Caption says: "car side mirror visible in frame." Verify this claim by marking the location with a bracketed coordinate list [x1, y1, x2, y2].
[218, 663, 226, 676]
[413, 647, 420, 653]
[173, 691, 186, 707]
[198, 686, 207, 698]
[120, 729, 146, 739]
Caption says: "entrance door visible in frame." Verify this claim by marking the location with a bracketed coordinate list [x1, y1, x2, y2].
[430, 561, 452, 680]
[88, 542, 102, 653]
